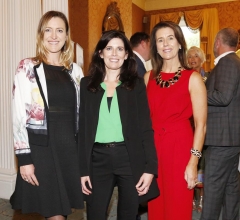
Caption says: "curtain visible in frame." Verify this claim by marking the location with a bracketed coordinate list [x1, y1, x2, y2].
[200, 8, 219, 71]
[150, 12, 182, 32]
[149, 8, 219, 71]
[185, 8, 219, 71]
[184, 10, 203, 29]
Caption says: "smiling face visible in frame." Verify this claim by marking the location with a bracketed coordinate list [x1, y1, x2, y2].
[43, 17, 67, 56]
[187, 50, 203, 71]
[155, 27, 181, 61]
[100, 38, 128, 72]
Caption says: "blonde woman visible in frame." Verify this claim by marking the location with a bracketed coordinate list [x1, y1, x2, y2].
[10, 11, 84, 220]
[187, 46, 208, 82]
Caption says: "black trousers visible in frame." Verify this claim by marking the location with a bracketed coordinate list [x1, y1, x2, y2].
[87, 142, 139, 220]
[201, 146, 240, 220]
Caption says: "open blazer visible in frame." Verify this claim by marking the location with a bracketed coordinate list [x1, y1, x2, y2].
[78, 76, 159, 203]
[12, 58, 84, 166]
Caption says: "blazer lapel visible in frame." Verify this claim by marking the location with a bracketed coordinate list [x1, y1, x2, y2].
[116, 86, 128, 137]
[91, 89, 104, 140]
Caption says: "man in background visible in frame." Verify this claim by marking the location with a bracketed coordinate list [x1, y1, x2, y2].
[130, 32, 150, 77]
[201, 27, 240, 220]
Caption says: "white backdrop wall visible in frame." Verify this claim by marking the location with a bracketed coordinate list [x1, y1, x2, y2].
[42, 0, 68, 19]
[0, 0, 68, 199]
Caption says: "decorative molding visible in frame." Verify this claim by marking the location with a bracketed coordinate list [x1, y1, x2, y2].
[0, 173, 16, 199]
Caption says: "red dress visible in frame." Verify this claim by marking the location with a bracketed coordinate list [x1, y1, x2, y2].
[147, 70, 194, 220]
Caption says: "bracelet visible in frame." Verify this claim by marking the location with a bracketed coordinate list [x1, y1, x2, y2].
[190, 148, 202, 159]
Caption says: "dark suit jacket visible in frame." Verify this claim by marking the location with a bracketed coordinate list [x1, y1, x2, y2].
[78, 76, 159, 203]
[134, 54, 147, 77]
[205, 53, 240, 146]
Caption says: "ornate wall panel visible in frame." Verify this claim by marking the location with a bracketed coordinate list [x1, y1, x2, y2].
[69, 0, 89, 74]
[88, 0, 109, 71]
[132, 3, 145, 33]
[69, 0, 133, 74]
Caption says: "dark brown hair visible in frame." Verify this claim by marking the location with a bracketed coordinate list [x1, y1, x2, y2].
[150, 21, 190, 77]
[87, 30, 138, 92]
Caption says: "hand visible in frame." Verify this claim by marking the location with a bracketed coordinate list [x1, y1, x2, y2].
[81, 176, 92, 195]
[184, 163, 198, 190]
[136, 173, 154, 196]
[20, 164, 39, 186]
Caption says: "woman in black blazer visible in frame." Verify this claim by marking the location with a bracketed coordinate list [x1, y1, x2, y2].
[79, 30, 159, 220]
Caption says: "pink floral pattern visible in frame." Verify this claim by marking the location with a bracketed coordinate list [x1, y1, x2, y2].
[13, 59, 83, 155]
[16, 58, 36, 83]
[14, 141, 27, 150]
[26, 67, 36, 83]
[25, 103, 44, 123]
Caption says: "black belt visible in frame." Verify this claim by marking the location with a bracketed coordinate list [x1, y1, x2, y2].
[94, 141, 125, 148]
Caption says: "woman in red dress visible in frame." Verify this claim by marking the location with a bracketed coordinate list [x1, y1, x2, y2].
[144, 21, 207, 220]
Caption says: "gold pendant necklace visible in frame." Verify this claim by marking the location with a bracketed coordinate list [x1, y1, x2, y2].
[156, 67, 182, 88]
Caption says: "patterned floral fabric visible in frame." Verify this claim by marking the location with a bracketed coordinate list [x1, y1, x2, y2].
[12, 58, 84, 156]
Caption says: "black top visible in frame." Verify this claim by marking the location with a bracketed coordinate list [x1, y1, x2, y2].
[107, 97, 113, 111]
[43, 63, 75, 112]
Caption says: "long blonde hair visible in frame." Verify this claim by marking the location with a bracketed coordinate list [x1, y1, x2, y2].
[33, 11, 73, 69]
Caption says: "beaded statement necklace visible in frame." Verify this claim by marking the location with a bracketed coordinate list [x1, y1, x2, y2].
[156, 66, 182, 88]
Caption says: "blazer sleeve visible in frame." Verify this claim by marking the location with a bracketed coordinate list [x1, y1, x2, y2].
[78, 77, 89, 176]
[12, 59, 33, 166]
[137, 79, 158, 175]
[207, 54, 240, 106]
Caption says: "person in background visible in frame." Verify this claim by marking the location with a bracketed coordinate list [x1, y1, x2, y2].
[10, 11, 84, 220]
[130, 32, 151, 77]
[144, 21, 207, 220]
[187, 46, 208, 213]
[79, 30, 159, 220]
[201, 28, 240, 220]
[187, 46, 208, 82]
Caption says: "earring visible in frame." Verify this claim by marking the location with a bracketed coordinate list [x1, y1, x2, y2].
[179, 45, 182, 50]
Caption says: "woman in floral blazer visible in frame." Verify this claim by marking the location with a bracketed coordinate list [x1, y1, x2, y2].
[10, 11, 84, 219]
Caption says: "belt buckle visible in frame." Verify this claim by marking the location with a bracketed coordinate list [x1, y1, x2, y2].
[106, 143, 115, 148]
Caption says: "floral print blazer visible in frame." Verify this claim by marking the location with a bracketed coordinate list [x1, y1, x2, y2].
[12, 58, 83, 164]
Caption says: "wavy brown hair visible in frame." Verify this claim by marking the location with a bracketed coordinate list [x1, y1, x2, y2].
[150, 21, 190, 77]
[87, 30, 138, 92]
[32, 11, 73, 70]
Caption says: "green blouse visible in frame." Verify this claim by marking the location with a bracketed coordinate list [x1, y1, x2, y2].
[95, 82, 124, 143]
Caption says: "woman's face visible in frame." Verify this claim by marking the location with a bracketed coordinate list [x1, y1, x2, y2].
[100, 38, 128, 72]
[187, 50, 202, 70]
[43, 17, 67, 56]
[155, 27, 181, 61]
